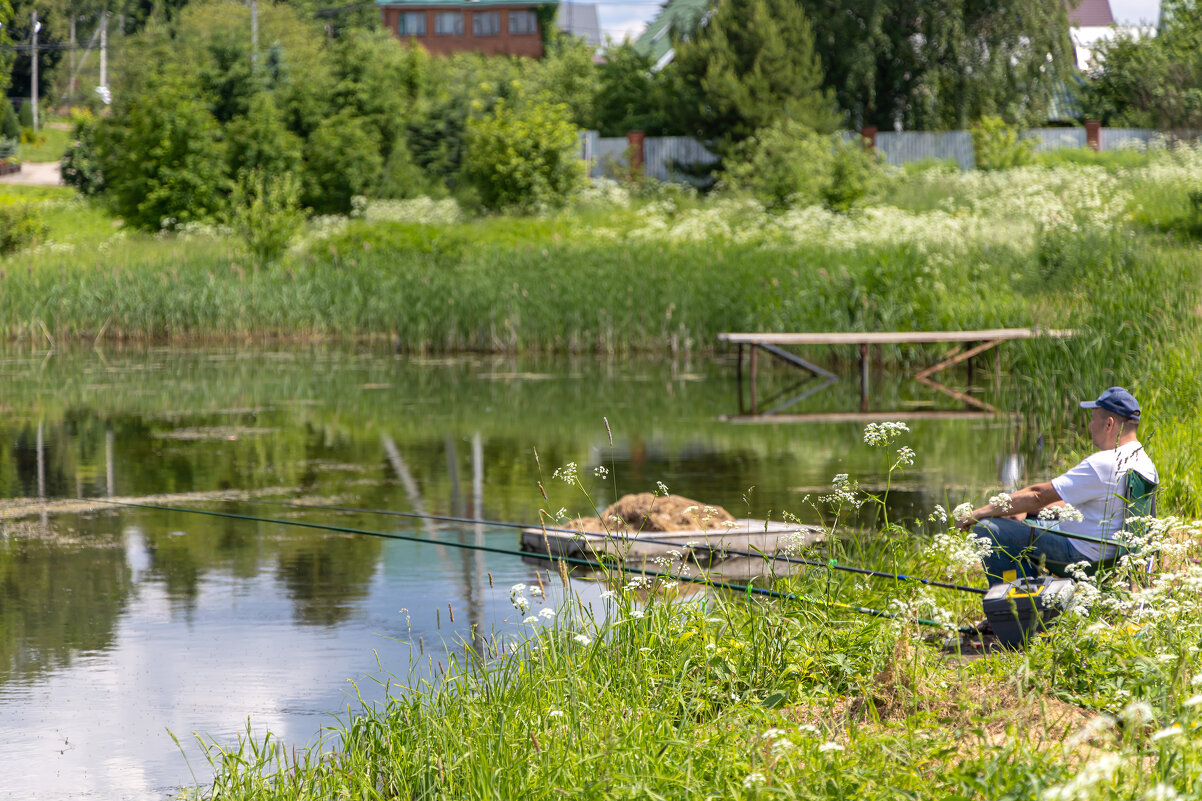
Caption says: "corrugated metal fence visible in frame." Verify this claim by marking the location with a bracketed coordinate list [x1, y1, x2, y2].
[581, 127, 1201, 181]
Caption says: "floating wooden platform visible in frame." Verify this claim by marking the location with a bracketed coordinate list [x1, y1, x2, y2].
[520, 520, 826, 582]
[718, 327, 1073, 419]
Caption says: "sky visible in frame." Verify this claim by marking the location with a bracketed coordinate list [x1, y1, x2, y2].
[595, 0, 1164, 46]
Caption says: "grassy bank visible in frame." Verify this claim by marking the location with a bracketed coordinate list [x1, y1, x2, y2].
[199, 436, 1202, 800]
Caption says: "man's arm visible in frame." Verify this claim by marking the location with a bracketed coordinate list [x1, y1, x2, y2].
[956, 481, 1062, 530]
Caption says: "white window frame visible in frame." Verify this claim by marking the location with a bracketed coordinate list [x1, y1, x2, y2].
[398, 11, 426, 36]
[472, 10, 501, 36]
[434, 11, 464, 35]
[508, 9, 538, 35]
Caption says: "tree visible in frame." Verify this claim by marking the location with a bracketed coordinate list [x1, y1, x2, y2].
[94, 71, 230, 230]
[1081, 1, 1202, 128]
[669, 0, 840, 154]
[798, 0, 1075, 130]
[525, 33, 599, 128]
[462, 96, 583, 211]
[301, 109, 383, 214]
[591, 42, 676, 136]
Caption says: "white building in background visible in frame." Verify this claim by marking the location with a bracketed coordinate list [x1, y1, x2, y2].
[559, 3, 602, 47]
[1071, 0, 1153, 71]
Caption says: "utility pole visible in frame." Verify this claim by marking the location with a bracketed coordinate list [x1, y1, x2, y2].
[250, 0, 259, 75]
[99, 12, 108, 96]
[69, 16, 77, 100]
[31, 10, 39, 131]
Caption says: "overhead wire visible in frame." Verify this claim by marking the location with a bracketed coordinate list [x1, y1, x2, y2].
[81, 497, 975, 634]
[234, 497, 988, 596]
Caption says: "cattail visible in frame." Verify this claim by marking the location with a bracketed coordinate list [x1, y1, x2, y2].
[603, 416, 613, 446]
[488, 571, 494, 588]
[448, 603, 454, 623]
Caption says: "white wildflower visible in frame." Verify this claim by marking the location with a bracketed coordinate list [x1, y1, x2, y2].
[989, 493, 1013, 513]
[655, 481, 669, 496]
[928, 505, 948, 524]
[511, 583, 527, 594]
[817, 741, 843, 753]
[629, 610, 646, 619]
[1144, 784, 1179, 801]
[539, 608, 555, 619]
[594, 465, 609, 479]
[555, 507, 568, 521]
[1119, 701, 1155, 726]
[762, 728, 788, 739]
[600, 590, 616, 600]
[548, 709, 564, 718]
[573, 634, 592, 646]
[1183, 695, 1202, 707]
[523, 616, 538, 624]
[1151, 724, 1183, 742]
[821, 473, 860, 507]
[1041, 752, 1120, 801]
[952, 502, 975, 523]
[742, 772, 766, 789]
[553, 463, 578, 484]
[862, 421, 910, 447]
[895, 446, 916, 467]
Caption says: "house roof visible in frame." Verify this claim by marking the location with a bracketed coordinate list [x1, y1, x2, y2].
[560, 3, 601, 46]
[632, 0, 709, 65]
[376, 0, 557, 7]
[1069, 0, 1115, 27]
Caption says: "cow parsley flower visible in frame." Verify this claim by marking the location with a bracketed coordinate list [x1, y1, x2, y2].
[553, 463, 578, 484]
[863, 421, 910, 447]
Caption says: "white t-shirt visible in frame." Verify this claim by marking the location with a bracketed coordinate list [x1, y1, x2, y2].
[1050, 440, 1158, 561]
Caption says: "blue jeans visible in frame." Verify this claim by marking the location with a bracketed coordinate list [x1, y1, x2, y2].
[973, 518, 1089, 586]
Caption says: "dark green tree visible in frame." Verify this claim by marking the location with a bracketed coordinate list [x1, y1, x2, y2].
[798, 0, 1075, 130]
[94, 71, 230, 229]
[1081, 0, 1202, 128]
[591, 43, 675, 136]
[669, 0, 840, 153]
[301, 109, 383, 214]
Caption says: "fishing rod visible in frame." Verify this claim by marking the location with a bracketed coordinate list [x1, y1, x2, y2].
[83, 498, 974, 634]
[232, 498, 988, 596]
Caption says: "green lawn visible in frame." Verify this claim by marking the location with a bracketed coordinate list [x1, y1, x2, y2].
[17, 125, 71, 163]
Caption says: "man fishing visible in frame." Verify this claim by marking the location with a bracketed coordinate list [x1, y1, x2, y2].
[956, 386, 1158, 586]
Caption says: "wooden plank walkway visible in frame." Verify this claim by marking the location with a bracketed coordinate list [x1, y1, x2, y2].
[719, 328, 1073, 420]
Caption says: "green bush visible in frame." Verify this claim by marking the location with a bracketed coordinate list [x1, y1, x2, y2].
[17, 101, 32, 129]
[0, 100, 19, 141]
[94, 73, 230, 230]
[61, 116, 105, 196]
[720, 119, 832, 209]
[822, 136, 879, 212]
[0, 137, 17, 160]
[462, 97, 585, 212]
[225, 93, 304, 181]
[971, 115, 1037, 171]
[0, 205, 49, 254]
[721, 121, 879, 212]
[301, 109, 383, 215]
[229, 169, 305, 266]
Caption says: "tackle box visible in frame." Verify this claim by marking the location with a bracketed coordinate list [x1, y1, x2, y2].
[982, 576, 1076, 647]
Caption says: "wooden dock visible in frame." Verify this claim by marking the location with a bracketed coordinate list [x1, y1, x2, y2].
[718, 328, 1072, 420]
[520, 520, 826, 582]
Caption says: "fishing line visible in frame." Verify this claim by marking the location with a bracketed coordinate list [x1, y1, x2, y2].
[81, 498, 974, 634]
[232, 498, 988, 596]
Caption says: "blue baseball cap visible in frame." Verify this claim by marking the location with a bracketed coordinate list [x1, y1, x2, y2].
[1081, 386, 1141, 420]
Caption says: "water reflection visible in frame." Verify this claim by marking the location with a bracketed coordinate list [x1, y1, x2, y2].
[0, 346, 1040, 799]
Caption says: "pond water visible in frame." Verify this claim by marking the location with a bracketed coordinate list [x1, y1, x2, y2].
[0, 345, 1043, 800]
